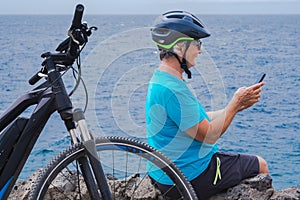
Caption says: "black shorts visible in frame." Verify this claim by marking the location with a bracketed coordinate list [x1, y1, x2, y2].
[154, 152, 259, 200]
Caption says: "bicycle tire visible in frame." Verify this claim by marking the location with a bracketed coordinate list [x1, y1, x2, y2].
[28, 136, 198, 200]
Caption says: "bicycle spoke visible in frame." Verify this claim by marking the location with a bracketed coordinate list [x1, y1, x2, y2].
[112, 150, 116, 199]
[129, 157, 143, 197]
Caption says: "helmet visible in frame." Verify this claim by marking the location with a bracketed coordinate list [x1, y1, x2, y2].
[151, 11, 210, 50]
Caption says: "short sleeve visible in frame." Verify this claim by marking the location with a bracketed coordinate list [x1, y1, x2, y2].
[166, 91, 205, 131]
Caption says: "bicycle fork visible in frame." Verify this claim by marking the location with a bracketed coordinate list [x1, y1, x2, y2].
[70, 108, 112, 200]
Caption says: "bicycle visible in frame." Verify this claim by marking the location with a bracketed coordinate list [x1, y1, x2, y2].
[0, 4, 198, 200]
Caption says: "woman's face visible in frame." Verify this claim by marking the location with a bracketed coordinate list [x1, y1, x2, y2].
[186, 40, 202, 67]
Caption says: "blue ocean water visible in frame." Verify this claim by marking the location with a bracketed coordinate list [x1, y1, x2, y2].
[0, 14, 299, 190]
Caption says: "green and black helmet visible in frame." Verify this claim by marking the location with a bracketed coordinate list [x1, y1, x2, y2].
[151, 10, 210, 50]
[151, 11, 210, 79]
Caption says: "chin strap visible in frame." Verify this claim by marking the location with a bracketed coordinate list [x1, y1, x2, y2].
[172, 41, 192, 79]
[181, 57, 191, 79]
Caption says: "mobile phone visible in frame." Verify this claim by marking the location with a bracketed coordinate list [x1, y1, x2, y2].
[256, 73, 266, 83]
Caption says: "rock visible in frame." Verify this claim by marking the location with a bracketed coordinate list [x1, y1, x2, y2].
[9, 170, 162, 200]
[107, 173, 163, 199]
[8, 170, 300, 200]
[270, 187, 300, 200]
[210, 174, 300, 200]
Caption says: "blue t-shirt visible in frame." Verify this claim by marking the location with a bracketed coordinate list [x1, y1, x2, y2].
[146, 69, 219, 185]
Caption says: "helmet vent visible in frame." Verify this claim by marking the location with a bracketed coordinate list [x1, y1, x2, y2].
[164, 11, 205, 28]
[166, 14, 183, 19]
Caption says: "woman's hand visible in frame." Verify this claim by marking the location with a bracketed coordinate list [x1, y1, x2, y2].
[186, 82, 265, 143]
[230, 82, 265, 112]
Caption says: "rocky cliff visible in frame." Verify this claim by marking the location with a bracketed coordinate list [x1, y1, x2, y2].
[8, 170, 300, 200]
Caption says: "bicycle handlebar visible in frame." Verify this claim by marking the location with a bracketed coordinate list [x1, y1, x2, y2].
[28, 4, 96, 86]
[68, 4, 84, 59]
[71, 4, 84, 30]
[29, 72, 42, 85]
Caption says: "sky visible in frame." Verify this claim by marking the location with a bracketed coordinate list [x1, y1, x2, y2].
[0, 0, 300, 15]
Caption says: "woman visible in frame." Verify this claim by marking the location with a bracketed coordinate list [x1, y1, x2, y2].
[146, 11, 269, 199]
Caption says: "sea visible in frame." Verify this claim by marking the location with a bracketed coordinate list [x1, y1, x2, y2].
[0, 14, 299, 190]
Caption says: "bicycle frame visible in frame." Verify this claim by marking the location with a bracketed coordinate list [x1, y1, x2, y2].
[0, 4, 113, 199]
[0, 81, 57, 199]
[0, 59, 111, 200]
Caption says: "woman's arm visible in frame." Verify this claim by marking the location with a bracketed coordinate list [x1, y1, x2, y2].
[207, 109, 224, 121]
[186, 82, 264, 144]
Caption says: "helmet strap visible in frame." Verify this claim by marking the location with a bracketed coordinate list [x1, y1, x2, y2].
[165, 41, 192, 79]
[174, 41, 192, 79]
[172, 53, 192, 79]
[181, 57, 191, 79]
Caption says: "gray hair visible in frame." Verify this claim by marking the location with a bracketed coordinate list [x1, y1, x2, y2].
[159, 40, 187, 60]
[172, 40, 187, 55]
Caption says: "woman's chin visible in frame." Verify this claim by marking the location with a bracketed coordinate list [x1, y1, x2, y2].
[189, 62, 197, 68]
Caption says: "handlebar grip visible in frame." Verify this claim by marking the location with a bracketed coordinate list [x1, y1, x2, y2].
[71, 4, 84, 30]
[29, 72, 42, 85]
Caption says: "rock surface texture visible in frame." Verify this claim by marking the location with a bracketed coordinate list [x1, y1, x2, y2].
[8, 171, 300, 200]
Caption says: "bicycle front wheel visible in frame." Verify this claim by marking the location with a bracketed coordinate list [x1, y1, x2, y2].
[29, 136, 198, 200]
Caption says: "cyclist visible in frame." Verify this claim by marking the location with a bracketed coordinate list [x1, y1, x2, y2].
[146, 11, 269, 199]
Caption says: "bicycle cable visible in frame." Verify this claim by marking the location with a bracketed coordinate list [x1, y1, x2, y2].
[68, 56, 82, 97]
[70, 61, 89, 113]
